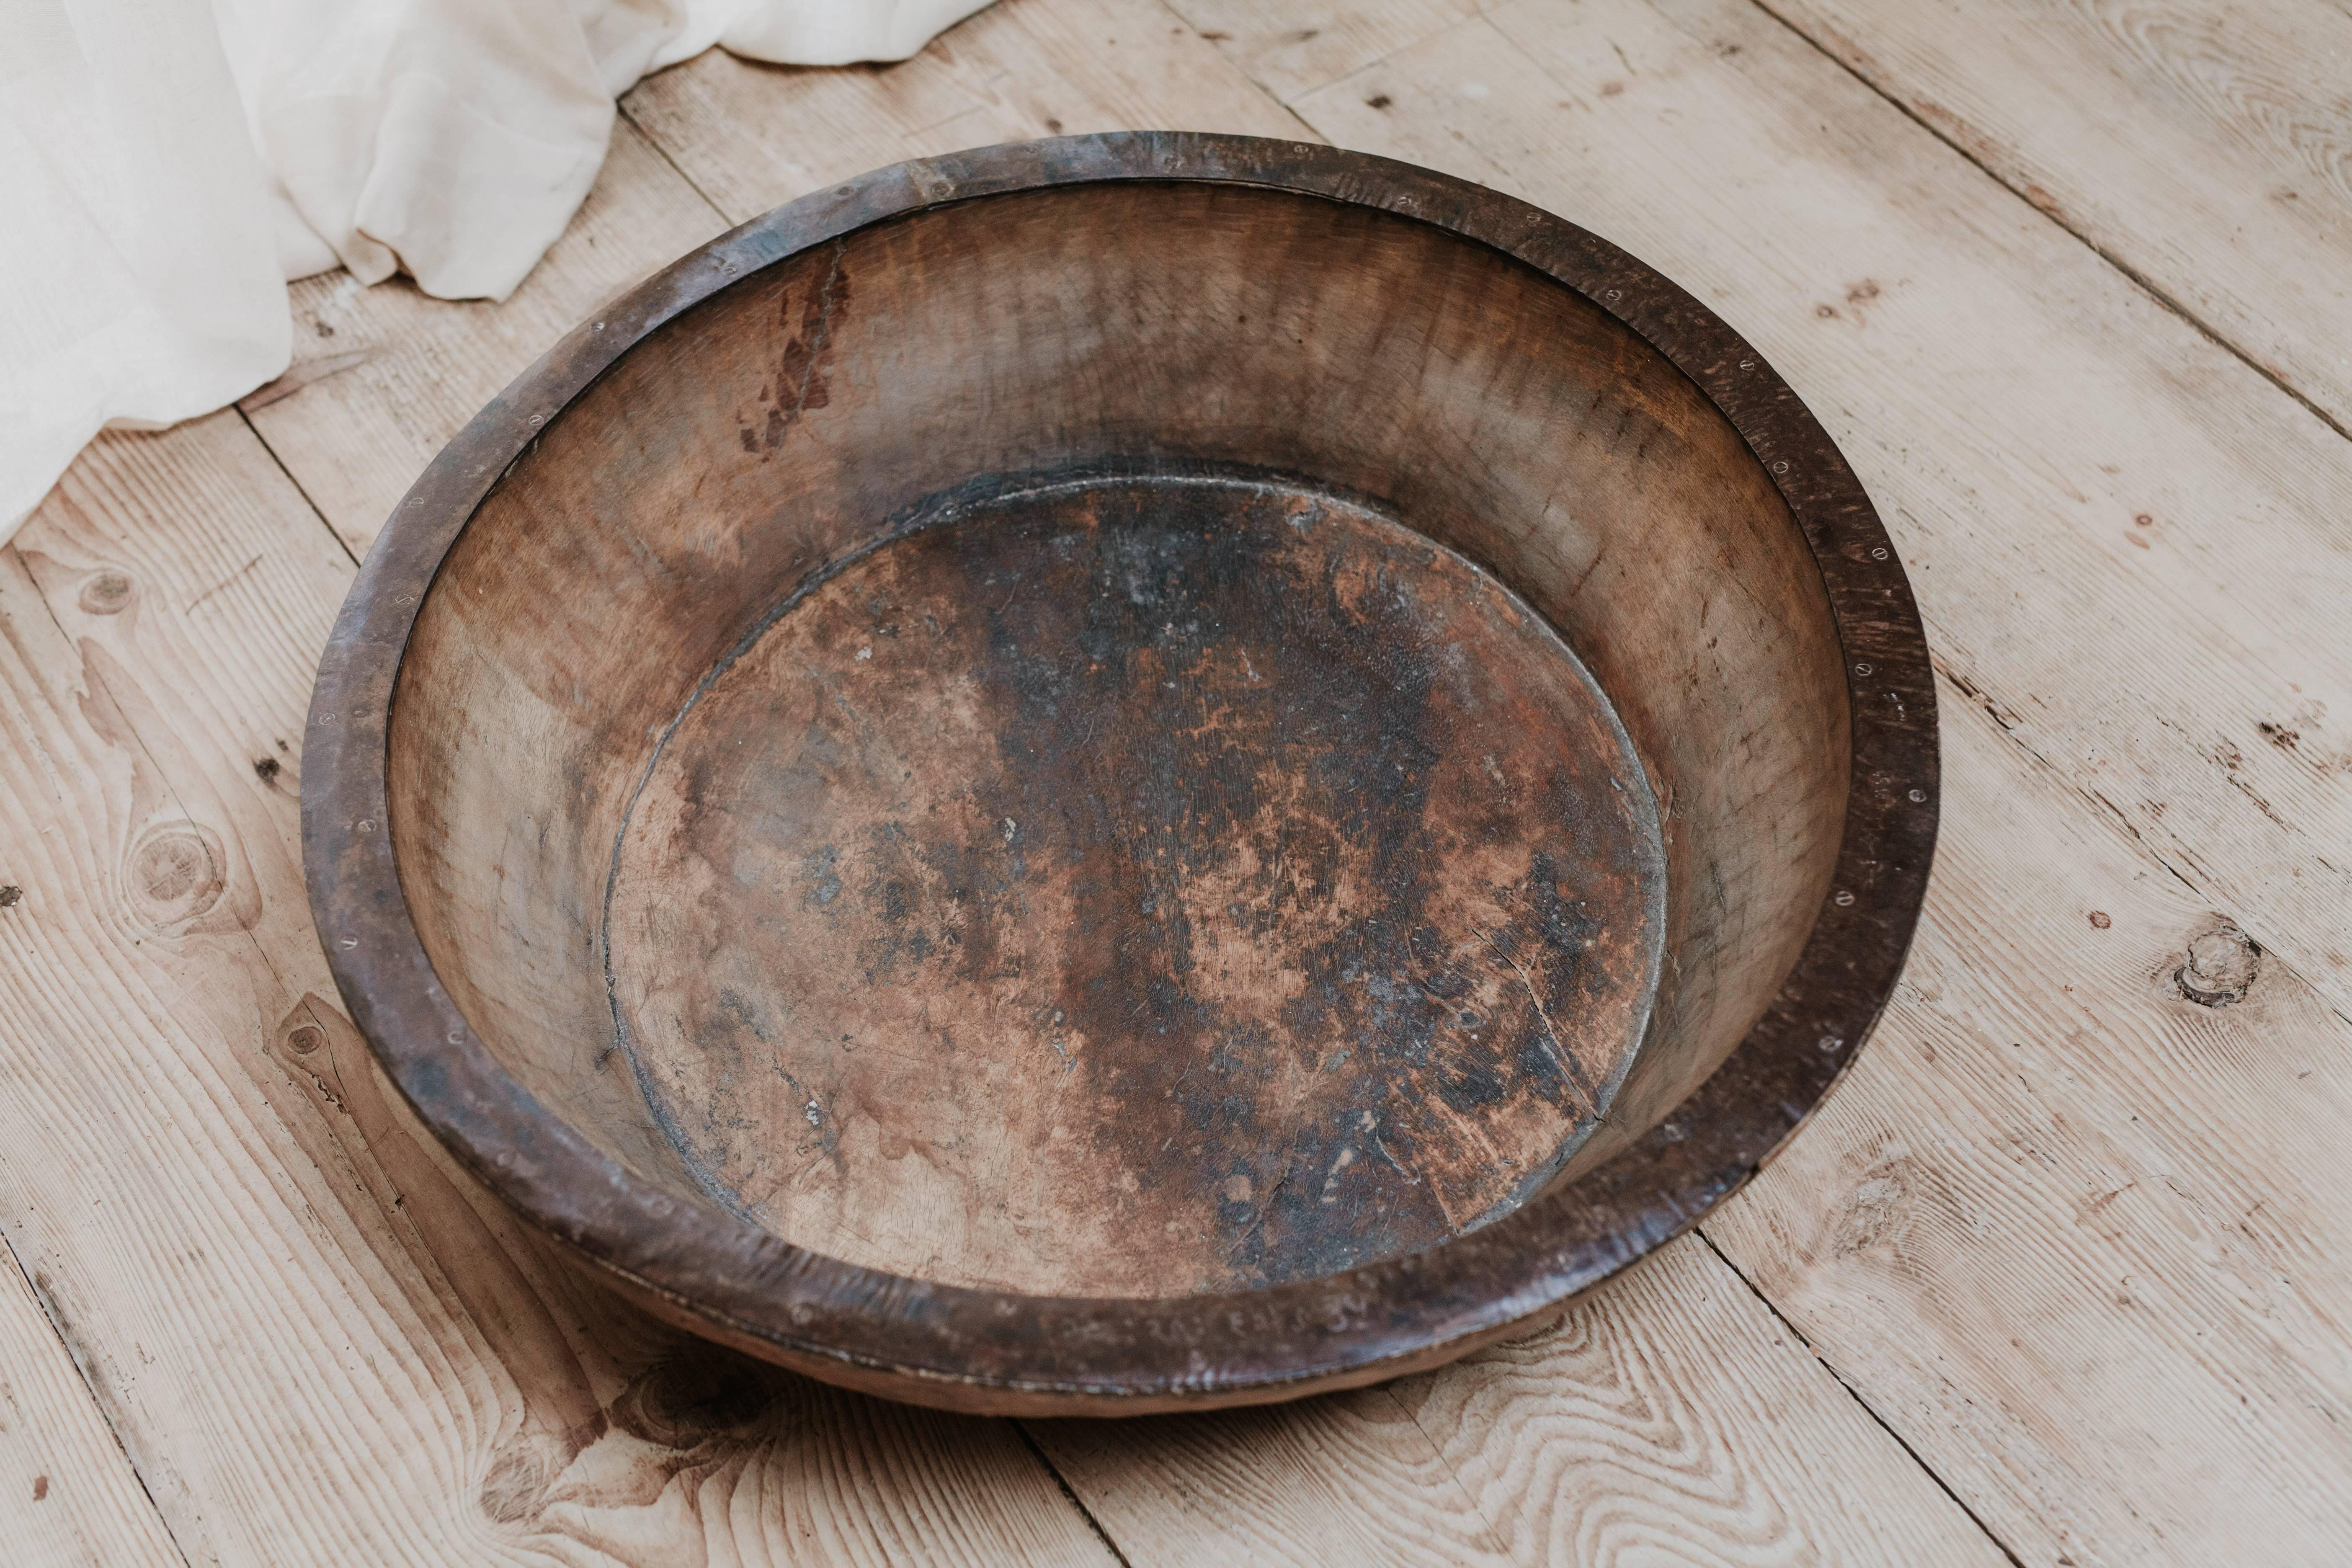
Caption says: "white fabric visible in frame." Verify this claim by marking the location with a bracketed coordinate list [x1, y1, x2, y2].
[0, 0, 991, 535]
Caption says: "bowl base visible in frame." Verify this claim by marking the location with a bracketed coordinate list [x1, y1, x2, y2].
[604, 464, 1666, 1298]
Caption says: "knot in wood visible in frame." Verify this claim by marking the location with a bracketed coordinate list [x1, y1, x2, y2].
[2175, 922, 2259, 1008]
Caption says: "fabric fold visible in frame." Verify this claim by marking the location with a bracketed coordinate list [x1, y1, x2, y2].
[1, 0, 289, 528]
[1, 0, 994, 536]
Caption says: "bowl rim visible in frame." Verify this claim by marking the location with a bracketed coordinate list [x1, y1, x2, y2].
[302, 130, 1939, 1413]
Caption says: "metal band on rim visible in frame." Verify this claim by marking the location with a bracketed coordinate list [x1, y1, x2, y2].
[302, 131, 1937, 1410]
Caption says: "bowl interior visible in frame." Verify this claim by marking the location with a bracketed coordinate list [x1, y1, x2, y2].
[386, 179, 1849, 1301]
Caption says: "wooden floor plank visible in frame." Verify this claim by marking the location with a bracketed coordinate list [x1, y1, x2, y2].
[1157, 0, 1478, 106]
[1708, 684, 2352, 1564]
[1757, 0, 2352, 434]
[1032, 1235, 2012, 1567]
[0, 1249, 183, 1568]
[621, 0, 1307, 226]
[1, 413, 1119, 1566]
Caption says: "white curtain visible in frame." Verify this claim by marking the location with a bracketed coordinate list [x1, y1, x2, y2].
[0, 0, 992, 534]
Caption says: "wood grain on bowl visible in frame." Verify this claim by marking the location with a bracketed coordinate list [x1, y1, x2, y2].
[304, 132, 1935, 1413]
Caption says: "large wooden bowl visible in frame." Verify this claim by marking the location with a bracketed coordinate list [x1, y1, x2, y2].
[304, 133, 1936, 1414]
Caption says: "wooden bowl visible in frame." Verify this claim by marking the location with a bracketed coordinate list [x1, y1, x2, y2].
[304, 133, 1936, 1414]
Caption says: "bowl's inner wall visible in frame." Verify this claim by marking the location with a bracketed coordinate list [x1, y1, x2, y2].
[386, 180, 1849, 1292]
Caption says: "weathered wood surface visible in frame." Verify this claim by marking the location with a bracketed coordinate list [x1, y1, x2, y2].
[1760, 0, 2352, 434]
[598, 476, 1666, 1297]
[4, 0, 2349, 1560]
[1030, 1236, 2012, 1566]
[0, 1253, 180, 1568]
[1718, 673, 2352, 1562]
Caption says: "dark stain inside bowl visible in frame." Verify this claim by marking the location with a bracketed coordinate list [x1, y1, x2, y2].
[605, 467, 1665, 1296]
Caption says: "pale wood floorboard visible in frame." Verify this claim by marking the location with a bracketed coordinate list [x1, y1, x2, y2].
[5, 0, 2347, 1562]
[619, 0, 1310, 226]
[1712, 678, 2352, 1563]
[1032, 1236, 2012, 1565]
[1757, 0, 2352, 434]
[0, 1246, 183, 1568]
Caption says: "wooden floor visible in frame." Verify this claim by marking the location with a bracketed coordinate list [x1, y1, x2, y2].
[5, 1, 2349, 1561]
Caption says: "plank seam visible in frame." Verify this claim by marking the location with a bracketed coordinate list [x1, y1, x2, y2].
[1691, 1227, 2027, 1568]
[1373, 1382, 1512, 1549]
[613, 103, 736, 224]
[2, 1230, 197, 1568]
[1149, 1, 1336, 139]
[1012, 1421, 1140, 1568]
[1741, 0, 2352, 448]
[234, 408, 362, 571]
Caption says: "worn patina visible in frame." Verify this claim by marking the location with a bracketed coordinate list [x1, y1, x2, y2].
[303, 132, 1938, 1413]
[608, 467, 1664, 1297]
